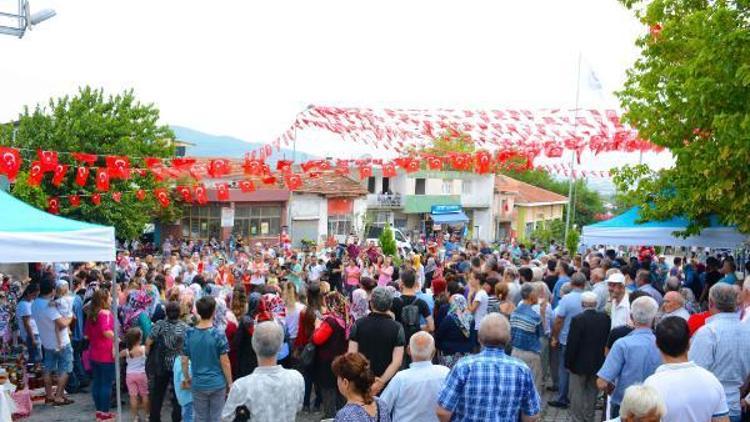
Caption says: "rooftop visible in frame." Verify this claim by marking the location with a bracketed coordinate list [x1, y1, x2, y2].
[494, 175, 568, 205]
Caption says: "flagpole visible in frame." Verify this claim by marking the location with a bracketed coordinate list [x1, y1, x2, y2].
[564, 52, 582, 251]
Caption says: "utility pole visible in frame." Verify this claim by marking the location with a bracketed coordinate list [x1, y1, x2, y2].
[564, 53, 582, 249]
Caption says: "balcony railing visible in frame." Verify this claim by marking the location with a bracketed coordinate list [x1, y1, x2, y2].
[367, 193, 403, 208]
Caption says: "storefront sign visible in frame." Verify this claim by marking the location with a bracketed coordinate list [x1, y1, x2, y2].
[431, 204, 462, 215]
[221, 207, 235, 227]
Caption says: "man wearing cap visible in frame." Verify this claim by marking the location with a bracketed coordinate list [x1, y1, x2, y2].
[607, 272, 630, 329]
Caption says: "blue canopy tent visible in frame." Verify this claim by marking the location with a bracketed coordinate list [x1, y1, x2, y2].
[582, 207, 747, 249]
[0, 190, 115, 263]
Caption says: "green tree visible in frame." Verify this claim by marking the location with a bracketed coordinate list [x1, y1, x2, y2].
[615, 0, 750, 235]
[379, 223, 398, 257]
[1, 87, 179, 239]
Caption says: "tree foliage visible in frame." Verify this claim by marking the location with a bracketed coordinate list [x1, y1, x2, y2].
[1, 87, 179, 239]
[615, 0, 750, 234]
[379, 223, 398, 257]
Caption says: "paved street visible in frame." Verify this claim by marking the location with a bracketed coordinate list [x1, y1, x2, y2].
[21, 387, 602, 421]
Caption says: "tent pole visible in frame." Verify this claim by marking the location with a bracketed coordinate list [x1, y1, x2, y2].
[110, 261, 122, 422]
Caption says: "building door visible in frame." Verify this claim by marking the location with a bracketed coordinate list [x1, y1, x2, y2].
[292, 219, 319, 247]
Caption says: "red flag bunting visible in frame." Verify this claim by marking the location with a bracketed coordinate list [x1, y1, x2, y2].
[358, 165, 373, 180]
[0, 147, 22, 181]
[69, 195, 81, 207]
[112, 191, 122, 203]
[208, 159, 231, 178]
[242, 158, 264, 176]
[238, 180, 255, 193]
[71, 152, 97, 165]
[92, 193, 102, 206]
[47, 197, 60, 214]
[284, 174, 303, 191]
[171, 157, 196, 170]
[135, 189, 146, 201]
[276, 160, 293, 174]
[216, 183, 230, 201]
[95, 168, 110, 191]
[176, 186, 193, 202]
[194, 184, 208, 205]
[105, 156, 131, 179]
[425, 156, 443, 171]
[37, 150, 58, 173]
[51, 164, 69, 187]
[74, 166, 89, 187]
[28, 161, 44, 186]
[449, 153, 472, 171]
[154, 188, 170, 208]
[261, 175, 277, 185]
[382, 163, 397, 178]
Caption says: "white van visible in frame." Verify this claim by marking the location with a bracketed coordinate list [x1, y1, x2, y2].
[365, 226, 412, 256]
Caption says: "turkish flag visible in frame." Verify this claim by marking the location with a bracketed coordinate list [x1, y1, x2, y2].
[47, 197, 60, 214]
[300, 160, 318, 173]
[75, 166, 90, 187]
[335, 160, 350, 176]
[216, 183, 230, 201]
[0, 147, 22, 181]
[28, 161, 44, 186]
[69, 195, 81, 207]
[243, 159, 264, 176]
[71, 152, 97, 165]
[188, 162, 208, 180]
[105, 156, 131, 179]
[449, 153, 471, 171]
[358, 165, 373, 180]
[91, 193, 102, 206]
[208, 159, 231, 178]
[154, 188, 171, 208]
[37, 150, 58, 173]
[425, 156, 443, 171]
[276, 160, 293, 174]
[382, 163, 397, 177]
[404, 158, 420, 173]
[135, 189, 146, 201]
[194, 184, 208, 205]
[51, 164, 69, 187]
[284, 174, 303, 191]
[544, 141, 564, 158]
[95, 168, 110, 192]
[171, 157, 196, 170]
[319, 160, 331, 171]
[261, 175, 277, 185]
[474, 151, 493, 174]
[176, 186, 192, 202]
[239, 180, 255, 193]
[112, 191, 123, 203]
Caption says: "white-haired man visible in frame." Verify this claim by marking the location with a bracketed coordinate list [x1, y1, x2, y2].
[597, 296, 662, 420]
[615, 384, 667, 422]
[380, 332, 449, 422]
[221, 321, 303, 422]
[437, 313, 540, 422]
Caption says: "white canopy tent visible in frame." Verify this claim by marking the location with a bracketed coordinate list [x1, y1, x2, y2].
[582, 207, 748, 249]
[0, 190, 122, 420]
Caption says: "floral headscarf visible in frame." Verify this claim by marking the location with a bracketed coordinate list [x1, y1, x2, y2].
[240, 293, 271, 336]
[207, 284, 229, 332]
[350, 289, 370, 321]
[122, 290, 153, 333]
[448, 294, 473, 338]
[324, 291, 351, 337]
[261, 294, 287, 323]
[145, 283, 160, 317]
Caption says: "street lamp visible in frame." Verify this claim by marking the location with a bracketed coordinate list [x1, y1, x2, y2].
[0, 0, 56, 38]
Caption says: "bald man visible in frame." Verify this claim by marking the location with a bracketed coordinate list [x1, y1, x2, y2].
[380, 332, 449, 422]
[660, 291, 690, 321]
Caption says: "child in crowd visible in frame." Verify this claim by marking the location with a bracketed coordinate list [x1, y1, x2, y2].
[173, 357, 193, 422]
[51, 280, 74, 351]
[120, 328, 149, 422]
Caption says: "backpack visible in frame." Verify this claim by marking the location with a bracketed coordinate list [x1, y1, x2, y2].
[400, 297, 422, 341]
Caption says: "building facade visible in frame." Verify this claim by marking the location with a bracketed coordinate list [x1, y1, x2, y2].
[494, 175, 568, 241]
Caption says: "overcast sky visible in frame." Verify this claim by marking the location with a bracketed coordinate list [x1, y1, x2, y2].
[1, 0, 664, 170]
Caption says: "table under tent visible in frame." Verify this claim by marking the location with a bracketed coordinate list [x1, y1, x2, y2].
[0, 190, 122, 420]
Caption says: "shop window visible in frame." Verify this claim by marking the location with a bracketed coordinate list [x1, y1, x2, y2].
[233, 205, 281, 237]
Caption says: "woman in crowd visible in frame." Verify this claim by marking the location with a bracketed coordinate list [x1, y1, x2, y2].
[495, 281, 516, 318]
[282, 282, 305, 367]
[350, 276, 377, 322]
[295, 282, 325, 412]
[146, 301, 188, 422]
[121, 289, 153, 341]
[332, 352, 390, 422]
[232, 292, 270, 379]
[377, 256, 393, 288]
[435, 293, 476, 368]
[343, 258, 361, 299]
[85, 289, 116, 421]
[311, 291, 350, 419]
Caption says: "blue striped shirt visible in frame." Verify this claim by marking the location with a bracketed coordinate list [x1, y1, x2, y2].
[510, 303, 542, 353]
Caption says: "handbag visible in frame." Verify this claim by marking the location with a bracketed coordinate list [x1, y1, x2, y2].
[299, 340, 316, 368]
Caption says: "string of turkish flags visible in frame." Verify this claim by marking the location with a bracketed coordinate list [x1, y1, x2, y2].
[0, 145, 611, 215]
[269, 106, 664, 162]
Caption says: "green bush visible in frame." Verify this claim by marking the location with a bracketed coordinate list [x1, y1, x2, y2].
[379, 224, 397, 257]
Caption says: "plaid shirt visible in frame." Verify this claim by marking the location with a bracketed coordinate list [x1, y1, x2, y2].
[437, 346, 541, 421]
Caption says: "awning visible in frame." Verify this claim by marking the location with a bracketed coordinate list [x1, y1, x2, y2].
[432, 211, 469, 224]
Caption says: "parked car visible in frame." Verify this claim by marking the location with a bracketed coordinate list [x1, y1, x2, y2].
[365, 226, 412, 256]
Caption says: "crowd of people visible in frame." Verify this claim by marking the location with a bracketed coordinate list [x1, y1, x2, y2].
[1, 235, 750, 422]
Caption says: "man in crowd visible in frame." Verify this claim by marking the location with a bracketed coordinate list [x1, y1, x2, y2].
[437, 313, 540, 422]
[348, 287, 405, 395]
[509, 283, 545, 395]
[659, 291, 690, 321]
[645, 316, 729, 422]
[607, 272, 630, 329]
[597, 296, 662, 419]
[548, 272, 585, 409]
[636, 269, 663, 305]
[325, 251, 343, 292]
[564, 291, 610, 422]
[616, 385, 667, 422]
[589, 268, 609, 311]
[380, 332, 449, 422]
[222, 321, 303, 422]
[67, 274, 89, 394]
[31, 274, 74, 406]
[689, 283, 750, 422]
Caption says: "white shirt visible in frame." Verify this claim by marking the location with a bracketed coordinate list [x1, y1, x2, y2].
[309, 264, 325, 282]
[221, 365, 304, 422]
[31, 297, 70, 350]
[661, 307, 690, 321]
[380, 361, 450, 422]
[16, 299, 38, 340]
[644, 361, 729, 422]
[610, 293, 630, 329]
[473, 289, 489, 330]
[169, 264, 182, 280]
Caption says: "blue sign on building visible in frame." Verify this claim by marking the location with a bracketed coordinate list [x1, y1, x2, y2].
[431, 204, 462, 215]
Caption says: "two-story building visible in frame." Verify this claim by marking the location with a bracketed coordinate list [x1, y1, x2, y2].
[362, 169, 495, 240]
[494, 175, 568, 241]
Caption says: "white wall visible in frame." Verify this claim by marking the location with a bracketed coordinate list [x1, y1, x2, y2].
[290, 193, 327, 241]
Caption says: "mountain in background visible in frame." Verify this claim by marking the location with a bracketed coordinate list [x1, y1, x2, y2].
[171, 125, 316, 162]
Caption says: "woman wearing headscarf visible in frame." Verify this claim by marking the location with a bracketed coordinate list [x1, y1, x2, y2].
[311, 291, 350, 418]
[120, 290, 153, 341]
[145, 282, 165, 323]
[435, 294, 477, 368]
[261, 292, 291, 364]
[231, 292, 272, 379]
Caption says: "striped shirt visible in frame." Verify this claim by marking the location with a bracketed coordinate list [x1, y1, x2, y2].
[510, 303, 542, 354]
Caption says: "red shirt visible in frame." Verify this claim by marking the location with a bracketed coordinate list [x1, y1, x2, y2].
[688, 311, 711, 336]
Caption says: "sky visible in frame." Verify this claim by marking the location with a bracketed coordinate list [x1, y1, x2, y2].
[0, 0, 666, 175]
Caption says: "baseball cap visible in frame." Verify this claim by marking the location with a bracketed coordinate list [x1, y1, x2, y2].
[606, 273, 625, 284]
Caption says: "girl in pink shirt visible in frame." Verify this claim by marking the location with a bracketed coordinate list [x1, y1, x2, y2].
[378, 256, 394, 287]
[84, 289, 116, 421]
[344, 259, 361, 297]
